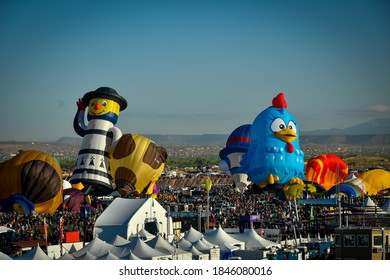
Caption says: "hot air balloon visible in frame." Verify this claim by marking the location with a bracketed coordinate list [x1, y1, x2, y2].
[110, 134, 168, 197]
[70, 86, 127, 196]
[326, 183, 364, 198]
[305, 154, 349, 190]
[360, 169, 390, 195]
[241, 93, 305, 187]
[63, 187, 92, 212]
[219, 124, 252, 191]
[0, 150, 63, 213]
[280, 181, 326, 200]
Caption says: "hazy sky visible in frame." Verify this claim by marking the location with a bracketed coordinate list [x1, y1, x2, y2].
[1, 0, 389, 142]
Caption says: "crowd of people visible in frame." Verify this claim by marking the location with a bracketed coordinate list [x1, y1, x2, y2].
[1, 179, 388, 255]
[0, 206, 103, 247]
[158, 184, 335, 240]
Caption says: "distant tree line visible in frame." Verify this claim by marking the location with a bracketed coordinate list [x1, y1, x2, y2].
[56, 155, 390, 172]
[166, 157, 220, 168]
[58, 157, 221, 170]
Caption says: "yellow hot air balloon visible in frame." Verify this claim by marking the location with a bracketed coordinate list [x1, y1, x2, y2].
[110, 134, 167, 197]
[361, 169, 390, 195]
[0, 150, 63, 213]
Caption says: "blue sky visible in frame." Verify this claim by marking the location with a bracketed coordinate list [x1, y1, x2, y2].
[0, 0, 389, 142]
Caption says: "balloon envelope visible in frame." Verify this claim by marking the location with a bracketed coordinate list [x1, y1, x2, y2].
[282, 181, 326, 200]
[0, 150, 63, 213]
[360, 169, 390, 195]
[219, 124, 252, 190]
[241, 93, 305, 185]
[111, 134, 167, 197]
[305, 154, 349, 190]
[326, 183, 364, 197]
[63, 188, 91, 212]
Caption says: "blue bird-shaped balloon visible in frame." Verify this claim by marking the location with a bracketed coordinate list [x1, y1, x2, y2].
[241, 93, 305, 187]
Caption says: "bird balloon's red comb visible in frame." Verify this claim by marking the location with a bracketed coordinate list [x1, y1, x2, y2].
[272, 93, 287, 108]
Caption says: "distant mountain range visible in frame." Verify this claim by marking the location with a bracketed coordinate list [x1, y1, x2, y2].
[54, 118, 390, 146]
[300, 117, 390, 136]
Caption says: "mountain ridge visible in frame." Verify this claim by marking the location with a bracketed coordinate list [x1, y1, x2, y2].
[35, 117, 390, 145]
[300, 117, 390, 136]
[55, 134, 390, 146]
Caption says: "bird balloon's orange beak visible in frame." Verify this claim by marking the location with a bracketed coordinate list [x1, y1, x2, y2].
[274, 128, 297, 143]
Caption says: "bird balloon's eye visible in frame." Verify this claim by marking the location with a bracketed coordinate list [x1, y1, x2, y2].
[288, 121, 297, 133]
[102, 100, 107, 106]
[271, 118, 286, 132]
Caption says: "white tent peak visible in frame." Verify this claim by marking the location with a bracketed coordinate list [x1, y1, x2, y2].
[203, 227, 245, 249]
[130, 228, 155, 241]
[74, 251, 97, 260]
[183, 226, 203, 243]
[110, 234, 131, 246]
[234, 228, 281, 250]
[192, 239, 213, 251]
[13, 245, 51, 260]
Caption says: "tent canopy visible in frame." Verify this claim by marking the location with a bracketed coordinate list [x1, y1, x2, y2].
[234, 228, 282, 250]
[203, 227, 245, 249]
[13, 245, 51, 260]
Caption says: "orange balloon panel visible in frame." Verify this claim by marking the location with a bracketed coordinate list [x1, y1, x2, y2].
[305, 154, 348, 190]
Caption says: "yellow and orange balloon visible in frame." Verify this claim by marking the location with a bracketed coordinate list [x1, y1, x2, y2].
[305, 154, 348, 190]
[0, 150, 63, 213]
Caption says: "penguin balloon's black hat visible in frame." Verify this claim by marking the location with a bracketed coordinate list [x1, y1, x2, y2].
[82, 87, 127, 111]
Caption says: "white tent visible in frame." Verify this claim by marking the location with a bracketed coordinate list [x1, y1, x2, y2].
[203, 227, 245, 249]
[57, 253, 75, 260]
[200, 237, 216, 247]
[234, 228, 281, 250]
[67, 244, 79, 254]
[0, 251, 12, 260]
[192, 239, 213, 252]
[13, 245, 51, 260]
[96, 251, 120, 260]
[110, 235, 131, 246]
[349, 178, 367, 192]
[146, 235, 175, 254]
[364, 197, 387, 213]
[187, 245, 209, 260]
[146, 235, 192, 260]
[120, 251, 142, 260]
[182, 226, 203, 242]
[116, 237, 171, 260]
[74, 251, 97, 260]
[70, 235, 153, 259]
[220, 243, 239, 253]
[130, 228, 156, 241]
[177, 237, 192, 251]
[345, 173, 357, 182]
[71, 236, 117, 258]
[94, 197, 172, 242]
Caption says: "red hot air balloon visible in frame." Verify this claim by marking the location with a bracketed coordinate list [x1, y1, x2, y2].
[305, 154, 349, 190]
